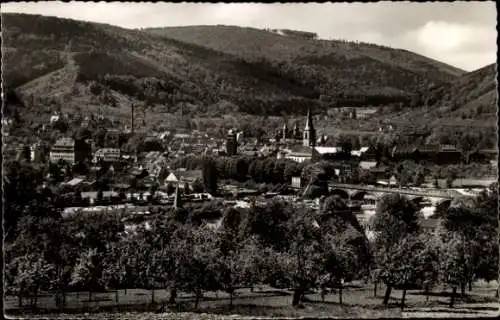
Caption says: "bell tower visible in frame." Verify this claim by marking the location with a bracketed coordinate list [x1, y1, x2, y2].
[303, 107, 316, 147]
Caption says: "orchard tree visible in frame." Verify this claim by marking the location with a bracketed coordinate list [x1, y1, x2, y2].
[438, 233, 469, 307]
[70, 248, 103, 303]
[372, 194, 421, 304]
[283, 211, 325, 306]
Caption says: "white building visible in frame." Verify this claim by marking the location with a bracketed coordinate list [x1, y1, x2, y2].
[94, 148, 120, 162]
[50, 137, 75, 164]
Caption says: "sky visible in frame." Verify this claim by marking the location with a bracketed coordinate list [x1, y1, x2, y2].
[2, 1, 497, 71]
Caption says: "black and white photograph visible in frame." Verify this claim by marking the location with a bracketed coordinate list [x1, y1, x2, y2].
[1, 1, 498, 319]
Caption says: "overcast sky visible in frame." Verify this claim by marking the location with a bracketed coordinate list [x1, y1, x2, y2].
[2, 1, 497, 71]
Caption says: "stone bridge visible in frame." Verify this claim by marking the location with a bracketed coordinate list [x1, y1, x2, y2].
[327, 183, 460, 201]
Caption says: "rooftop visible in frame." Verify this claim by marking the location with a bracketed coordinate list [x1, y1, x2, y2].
[314, 146, 341, 155]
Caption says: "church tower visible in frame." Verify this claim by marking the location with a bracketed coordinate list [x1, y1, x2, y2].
[282, 122, 288, 141]
[303, 107, 316, 147]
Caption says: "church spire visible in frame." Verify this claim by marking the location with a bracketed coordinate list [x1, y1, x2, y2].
[303, 107, 316, 147]
[305, 107, 314, 130]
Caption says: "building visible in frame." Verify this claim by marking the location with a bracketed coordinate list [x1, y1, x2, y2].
[291, 176, 302, 189]
[164, 169, 203, 191]
[15, 144, 31, 161]
[351, 147, 370, 158]
[470, 148, 498, 163]
[284, 145, 313, 163]
[282, 122, 288, 141]
[303, 108, 316, 147]
[313, 146, 342, 161]
[30, 142, 46, 162]
[50, 137, 75, 164]
[436, 145, 461, 165]
[94, 148, 120, 162]
[226, 129, 238, 156]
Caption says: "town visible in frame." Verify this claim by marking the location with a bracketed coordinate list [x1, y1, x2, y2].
[5, 106, 497, 219]
[2, 3, 499, 319]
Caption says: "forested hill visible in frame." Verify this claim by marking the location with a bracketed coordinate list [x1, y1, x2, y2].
[385, 63, 497, 128]
[3, 13, 467, 122]
[145, 25, 465, 84]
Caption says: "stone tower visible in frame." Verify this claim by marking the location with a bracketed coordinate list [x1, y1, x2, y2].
[282, 122, 288, 141]
[303, 107, 316, 147]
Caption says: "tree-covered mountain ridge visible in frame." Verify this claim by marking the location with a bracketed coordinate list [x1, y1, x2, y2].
[3, 13, 494, 124]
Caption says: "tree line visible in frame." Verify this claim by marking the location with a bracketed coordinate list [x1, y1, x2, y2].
[4, 179, 498, 311]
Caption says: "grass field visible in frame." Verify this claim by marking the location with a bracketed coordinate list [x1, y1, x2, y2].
[5, 281, 499, 318]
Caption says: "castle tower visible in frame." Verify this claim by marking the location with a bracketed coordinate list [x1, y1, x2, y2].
[303, 107, 316, 147]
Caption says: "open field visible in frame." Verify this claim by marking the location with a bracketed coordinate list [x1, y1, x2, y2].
[5, 281, 498, 319]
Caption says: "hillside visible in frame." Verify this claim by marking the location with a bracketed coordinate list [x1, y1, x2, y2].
[381, 63, 497, 128]
[145, 25, 464, 82]
[2, 13, 470, 128]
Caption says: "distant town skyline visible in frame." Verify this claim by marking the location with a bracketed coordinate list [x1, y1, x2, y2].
[2, 1, 496, 71]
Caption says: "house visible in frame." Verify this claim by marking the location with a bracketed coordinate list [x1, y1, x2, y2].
[470, 149, 498, 163]
[164, 169, 203, 191]
[291, 176, 302, 189]
[359, 161, 377, 170]
[359, 146, 377, 161]
[15, 144, 31, 161]
[414, 145, 440, 163]
[30, 142, 47, 163]
[369, 165, 389, 180]
[62, 177, 85, 188]
[50, 137, 75, 164]
[143, 153, 167, 178]
[81, 191, 119, 205]
[94, 148, 120, 163]
[351, 147, 370, 158]
[436, 145, 461, 165]
[313, 146, 342, 161]
[391, 145, 419, 162]
[377, 174, 397, 187]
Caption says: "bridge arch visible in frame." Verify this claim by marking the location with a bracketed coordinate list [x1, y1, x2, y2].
[350, 191, 367, 200]
[409, 196, 424, 206]
[435, 199, 452, 215]
[330, 188, 349, 199]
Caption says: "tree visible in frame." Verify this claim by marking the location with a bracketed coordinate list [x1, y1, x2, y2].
[213, 231, 262, 307]
[6, 253, 56, 309]
[439, 233, 469, 307]
[202, 158, 218, 195]
[166, 183, 175, 195]
[338, 134, 353, 157]
[457, 133, 480, 164]
[282, 211, 325, 306]
[378, 235, 439, 310]
[372, 194, 421, 304]
[191, 178, 204, 193]
[441, 194, 498, 293]
[413, 171, 425, 187]
[70, 248, 103, 303]
[101, 241, 126, 304]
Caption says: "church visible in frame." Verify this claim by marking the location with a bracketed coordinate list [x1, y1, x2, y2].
[276, 108, 319, 163]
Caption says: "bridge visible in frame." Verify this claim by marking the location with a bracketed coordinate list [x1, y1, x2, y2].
[327, 183, 462, 200]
